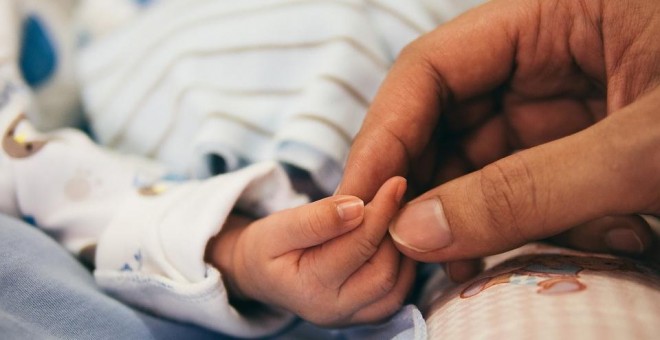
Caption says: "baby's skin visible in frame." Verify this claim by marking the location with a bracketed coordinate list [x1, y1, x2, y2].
[205, 177, 415, 327]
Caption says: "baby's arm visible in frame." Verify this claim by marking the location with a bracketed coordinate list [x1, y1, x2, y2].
[0, 69, 306, 338]
[206, 177, 416, 326]
[0, 108, 309, 336]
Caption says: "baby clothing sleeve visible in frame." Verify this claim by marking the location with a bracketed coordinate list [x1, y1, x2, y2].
[1, 25, 306, 337]
[0, 82, 306, 337]
[0, 86, 305, 337]
[95, 163, 306, 337]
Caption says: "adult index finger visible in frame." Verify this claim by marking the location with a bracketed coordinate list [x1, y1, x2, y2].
[337, 0, 520, 200]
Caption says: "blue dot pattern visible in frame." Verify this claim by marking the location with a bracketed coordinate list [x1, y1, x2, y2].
[21, 215, 37, 227]
[19, 14, 57, 88]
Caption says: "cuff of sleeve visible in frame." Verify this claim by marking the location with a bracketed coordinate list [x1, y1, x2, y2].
[95, 162, 307, 337]
[94, 267, 296, 338]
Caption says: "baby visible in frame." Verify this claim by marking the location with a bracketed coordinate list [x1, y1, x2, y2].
[0, 0, 482, 337]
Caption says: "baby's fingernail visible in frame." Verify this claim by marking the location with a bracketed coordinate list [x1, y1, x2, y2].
[605, 228, 644, 254]
[389, 198, 452, 252]
[336, 197, 364, 222]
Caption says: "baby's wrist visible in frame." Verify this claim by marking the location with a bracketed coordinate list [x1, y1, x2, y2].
[205, 219, 280, 317]
[205, 214, 253, 302]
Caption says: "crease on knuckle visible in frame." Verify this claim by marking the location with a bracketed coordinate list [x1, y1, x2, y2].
[379, 123, 414, 165]
[354, 235, 380, 260]
[479, 154, 539, 245]
[372, 263, 399, 297]
[302, 251, 335, 290]
[301, 207, 331, 242]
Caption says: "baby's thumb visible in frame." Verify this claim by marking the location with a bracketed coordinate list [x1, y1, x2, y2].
[389, 114, 648, 262]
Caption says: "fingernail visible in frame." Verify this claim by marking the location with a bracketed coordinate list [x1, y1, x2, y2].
[389, 198, 452, 252]
[336, 197, 364, 222]
[605, 228, 644, 254]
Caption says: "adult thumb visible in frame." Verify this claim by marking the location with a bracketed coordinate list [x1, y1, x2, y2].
[388, 103, 657, 262]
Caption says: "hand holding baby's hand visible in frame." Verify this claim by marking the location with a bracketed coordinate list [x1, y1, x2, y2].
[207, 177, 414, 327]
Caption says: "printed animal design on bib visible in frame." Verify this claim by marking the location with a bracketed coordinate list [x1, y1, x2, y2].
[461, 254, 644, 298]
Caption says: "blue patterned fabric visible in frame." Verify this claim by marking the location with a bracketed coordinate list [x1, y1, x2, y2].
[19, 14, 57, 88]
[0, 214, 224, 340]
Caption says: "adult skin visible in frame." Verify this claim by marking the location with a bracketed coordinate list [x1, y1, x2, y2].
[337, 0, 660, 280]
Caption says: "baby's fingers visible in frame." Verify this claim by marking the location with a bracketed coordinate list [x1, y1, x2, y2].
[257, 195, 365, 257]
[348, 255, 416, 325]
[309, 239, 416, 327]
[304, 177, 406, 288]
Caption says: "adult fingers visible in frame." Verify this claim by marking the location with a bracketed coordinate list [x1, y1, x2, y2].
[389, 87, 660, 262]
[460, 115, 510, 169]
[644, 215, 660, 262]
[337, 0, 521, 200]
[445, 259, 483, 283]
[443, 215, 655, 283]
[305, 177, 406, 287]
[504, 96, 601, 149]
[258, 195, 365, 257]
[550, 215, 654, 256]
[431, 215, 655, 286]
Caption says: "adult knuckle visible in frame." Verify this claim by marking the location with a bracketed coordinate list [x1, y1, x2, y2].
[479, 154, 540, 243]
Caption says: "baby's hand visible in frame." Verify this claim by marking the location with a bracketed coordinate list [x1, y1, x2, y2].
[206, 177, 414, 327]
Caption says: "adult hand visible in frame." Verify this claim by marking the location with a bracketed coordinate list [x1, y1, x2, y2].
[337, 0, 660, 277]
